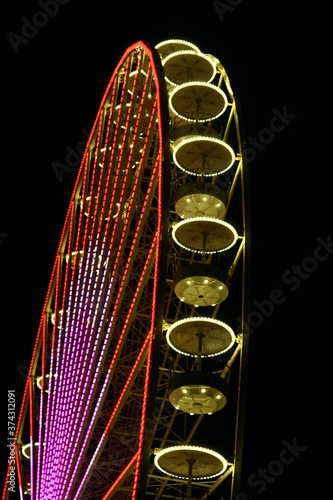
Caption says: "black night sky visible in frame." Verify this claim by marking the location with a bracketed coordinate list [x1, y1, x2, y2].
[1, 1, 329, 498]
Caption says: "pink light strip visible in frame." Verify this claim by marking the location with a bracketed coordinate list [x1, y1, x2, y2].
[53, 51, 135, 492]
[72, 327, 154, 499]
[41, 222, 91, 492]
[2, 38, 144, 500]
[132, 141, 163, 498]
[64, 73, 161, 496]
[36, 317, 46, 499]
[66, 208, 159, 497]
[3, 42, 166, 500]
[48, 74, 126, 496]
[43, 242, 73, 496]
[59, 57, 159, 497]
[40, 254, 61, 496]
[55, 67, 133, 496]
[132, 216, 161, 499]
[49, 156, 91, 471]
[64, 147, 160, 497]
[46, 96, 109, 495]
[64, 195, 158, 497]
[47, 240, 96, 497]
[29, 378, 34, 500]
[57, 45, 159, 498]
[3, 85, 97, 494]
[16, 444, 23, 500]
[40, 172, 87, 495]
[45, 201, 77, 497]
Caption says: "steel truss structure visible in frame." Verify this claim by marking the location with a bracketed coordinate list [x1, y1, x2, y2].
[3, 39, 250, 500]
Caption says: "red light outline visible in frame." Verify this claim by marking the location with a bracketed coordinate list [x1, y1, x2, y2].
[58, 55, 159, 495]
[2, 41, 166, 500]
[101, 452, 139, 500]
[29, 378, 34, 499]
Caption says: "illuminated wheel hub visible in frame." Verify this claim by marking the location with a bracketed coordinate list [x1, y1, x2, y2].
[173, 135, 236, 176]
[163, 50, 216, 86]
[174, 182, 228, 219]
[166, 317, 235, 357]
[172, 217, 238, 253]
[155, 39, 200, 58]
[174, 263, 231, 306]
[169, 371, 228, 414]
[169, 82, 228, 122]
[154, 445, 227, 480]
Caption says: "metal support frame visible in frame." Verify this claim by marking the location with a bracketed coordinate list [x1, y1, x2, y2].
[3, 39, 250, 500]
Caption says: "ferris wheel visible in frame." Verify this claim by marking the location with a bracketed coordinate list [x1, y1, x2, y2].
[3, 39, 250, 500]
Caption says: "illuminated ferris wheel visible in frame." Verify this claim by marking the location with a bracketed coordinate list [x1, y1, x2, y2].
[3, 39, 250, 499]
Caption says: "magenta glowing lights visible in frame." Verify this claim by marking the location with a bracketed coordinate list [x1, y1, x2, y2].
[4, 41, 167, 500]
[3, 37, 250, 500]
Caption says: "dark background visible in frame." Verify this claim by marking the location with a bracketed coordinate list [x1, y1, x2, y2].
[1, 1, 329, 498]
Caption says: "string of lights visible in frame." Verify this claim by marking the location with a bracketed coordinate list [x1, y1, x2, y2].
[2, 38, 250, 500]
